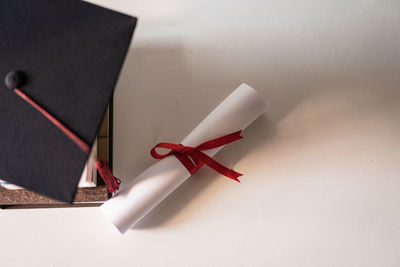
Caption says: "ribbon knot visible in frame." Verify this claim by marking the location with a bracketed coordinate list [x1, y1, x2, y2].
[150, 131, 244, 182]
[176, 145, 195, 154]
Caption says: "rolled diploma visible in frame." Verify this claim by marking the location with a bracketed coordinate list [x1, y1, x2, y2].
[101, 83, 266, 233]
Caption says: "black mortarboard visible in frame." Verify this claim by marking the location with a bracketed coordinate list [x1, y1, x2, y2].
[0, 0, 136, 202]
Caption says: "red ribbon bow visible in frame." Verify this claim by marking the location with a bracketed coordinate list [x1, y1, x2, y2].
[151, 131, 243, 182]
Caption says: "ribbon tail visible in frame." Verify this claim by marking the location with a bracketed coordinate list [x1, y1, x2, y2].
[95, 159, 121, 194]
[196, 130, 243, 150]
[191, 151, 242, 182]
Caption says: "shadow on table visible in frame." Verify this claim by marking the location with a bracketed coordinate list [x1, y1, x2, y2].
[113, 26, 400, 229]
[112, 42, 328, 230]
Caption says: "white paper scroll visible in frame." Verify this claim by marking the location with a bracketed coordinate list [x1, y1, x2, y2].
[101, 84, 266, 234]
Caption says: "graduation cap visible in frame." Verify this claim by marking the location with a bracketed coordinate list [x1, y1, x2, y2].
[0, 0, 137, 202]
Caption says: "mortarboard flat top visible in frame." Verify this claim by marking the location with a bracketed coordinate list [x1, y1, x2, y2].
[0, 0, 137, 202]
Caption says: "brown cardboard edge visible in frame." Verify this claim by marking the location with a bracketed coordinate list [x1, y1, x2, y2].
[1, 203, 102, 209]
[0, 185, 109, 207]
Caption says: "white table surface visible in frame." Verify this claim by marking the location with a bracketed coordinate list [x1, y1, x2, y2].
[1, 0, 400, 266]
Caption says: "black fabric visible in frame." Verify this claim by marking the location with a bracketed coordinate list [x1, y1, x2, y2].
[0, 0, 136, 202]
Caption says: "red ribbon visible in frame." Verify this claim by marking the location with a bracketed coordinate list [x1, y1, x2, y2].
[14, 88, 121, 194]
[151, 131, 243, 182]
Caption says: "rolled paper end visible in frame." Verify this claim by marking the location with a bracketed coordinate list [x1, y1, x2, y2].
[100, 202, 128, 234]
[101, 190, 155, 234]
[237, 83, 268, 114]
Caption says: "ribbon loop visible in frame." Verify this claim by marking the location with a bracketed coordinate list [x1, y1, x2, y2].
[150, 131, 243, 182]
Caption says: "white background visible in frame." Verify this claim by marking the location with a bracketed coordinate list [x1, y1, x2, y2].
[1, 0, 400, 266]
